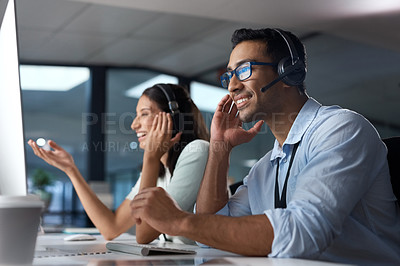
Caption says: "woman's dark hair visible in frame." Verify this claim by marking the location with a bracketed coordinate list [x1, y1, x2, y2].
[142, 84, 209, 176]
[231, 28, 307, 93]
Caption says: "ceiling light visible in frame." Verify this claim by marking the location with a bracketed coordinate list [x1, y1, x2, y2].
[191, 81, 228, 113]
[20, 65, 89, 91]
[125, 74, 178, 98]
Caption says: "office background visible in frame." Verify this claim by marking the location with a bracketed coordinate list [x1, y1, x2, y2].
[16, 0, 400, 226]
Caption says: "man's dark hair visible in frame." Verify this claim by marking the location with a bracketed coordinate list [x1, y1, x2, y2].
[231, 28, 307, 93]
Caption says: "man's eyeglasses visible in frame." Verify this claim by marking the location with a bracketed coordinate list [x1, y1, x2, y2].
[220, 61, 277, 89]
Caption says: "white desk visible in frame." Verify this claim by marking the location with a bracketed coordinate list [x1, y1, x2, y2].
[34, 233, 352, 265]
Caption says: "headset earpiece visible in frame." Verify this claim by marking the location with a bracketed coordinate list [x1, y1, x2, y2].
[171, 112, 184, 135]
[273, 29, 306, 87]
[154, 84, 183, 135]
[277, 56, 306, 86]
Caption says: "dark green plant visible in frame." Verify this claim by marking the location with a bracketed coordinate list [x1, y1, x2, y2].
[31, 169, 55, 191]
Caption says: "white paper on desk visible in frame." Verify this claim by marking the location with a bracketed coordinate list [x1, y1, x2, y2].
[63, 227, 100, 234]
[106, 241, 196, 256]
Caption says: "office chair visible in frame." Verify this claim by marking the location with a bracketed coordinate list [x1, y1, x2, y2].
[229, 181, 244, 195]
[382, 137, 400, 202]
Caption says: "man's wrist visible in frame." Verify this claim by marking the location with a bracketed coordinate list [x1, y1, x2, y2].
[210, 140, 232, 154]
[176, 212, 196, 237]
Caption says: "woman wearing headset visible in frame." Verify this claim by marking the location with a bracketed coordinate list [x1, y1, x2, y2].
[28, 83, 209, 245]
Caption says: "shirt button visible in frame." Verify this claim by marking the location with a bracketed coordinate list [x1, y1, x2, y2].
[283, 158, 287, 163]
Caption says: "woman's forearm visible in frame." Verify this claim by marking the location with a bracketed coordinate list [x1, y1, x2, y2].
[139, 155, 161, 190]
[65, 166, 134, 240]
[135, 154, 163, 243]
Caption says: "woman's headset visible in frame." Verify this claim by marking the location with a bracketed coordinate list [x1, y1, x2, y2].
[154, 84, 183, 134]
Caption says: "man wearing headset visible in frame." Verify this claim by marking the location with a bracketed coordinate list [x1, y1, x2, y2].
[130, 28, 400, 264]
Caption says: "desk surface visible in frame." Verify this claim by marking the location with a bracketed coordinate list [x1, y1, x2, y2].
[34, 233, 352, 266]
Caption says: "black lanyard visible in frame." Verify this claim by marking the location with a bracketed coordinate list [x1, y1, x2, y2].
[274, 142, 299, 209]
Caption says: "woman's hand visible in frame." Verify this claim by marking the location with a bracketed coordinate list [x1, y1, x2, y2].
[143, 112, 182, 160]
[28, 139, 76, 174]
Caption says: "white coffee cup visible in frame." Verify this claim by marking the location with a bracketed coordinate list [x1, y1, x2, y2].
[0, 195, 44, 265]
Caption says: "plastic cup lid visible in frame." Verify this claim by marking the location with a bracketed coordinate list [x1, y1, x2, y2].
[0, 194, 44, 208]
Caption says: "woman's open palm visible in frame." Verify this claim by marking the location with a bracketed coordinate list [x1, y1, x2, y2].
[28, 139, 75, 173]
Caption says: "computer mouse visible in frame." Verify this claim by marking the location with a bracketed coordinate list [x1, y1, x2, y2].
[63, 234, 96, 241]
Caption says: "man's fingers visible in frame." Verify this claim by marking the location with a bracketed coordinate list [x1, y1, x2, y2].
[247, 120, 264, 136]
[228, 101, 238, 116]
[130, 188, 160, 223]
[216, 94, 231, 112]
[221, 97, 233, 113]
[133, 187, 160, 200]
[130, 204, 143, 225]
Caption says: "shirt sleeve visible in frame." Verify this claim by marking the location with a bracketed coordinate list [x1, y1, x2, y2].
[165, 140, 209, 212]
[216, 176, 252, 217]
[125, 176, 141, 200]
[265, 111, 389, 258]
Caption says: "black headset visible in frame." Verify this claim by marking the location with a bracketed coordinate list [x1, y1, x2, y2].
[261, 29, 307, 92]
[154, 84, 183, 134]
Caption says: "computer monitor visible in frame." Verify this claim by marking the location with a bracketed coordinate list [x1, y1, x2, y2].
[0, 0, 27, 195]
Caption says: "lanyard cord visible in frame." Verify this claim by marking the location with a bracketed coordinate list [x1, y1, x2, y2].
[274, 142, 300, 209]
[163, 233, 172, 242]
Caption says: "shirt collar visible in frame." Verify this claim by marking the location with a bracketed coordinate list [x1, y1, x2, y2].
[270, 97, 321, 161]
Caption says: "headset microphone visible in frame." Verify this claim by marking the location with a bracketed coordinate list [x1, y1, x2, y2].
[260, 68, 293, 92]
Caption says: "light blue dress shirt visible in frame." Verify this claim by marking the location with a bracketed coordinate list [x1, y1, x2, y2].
[217, 98, 400, 265]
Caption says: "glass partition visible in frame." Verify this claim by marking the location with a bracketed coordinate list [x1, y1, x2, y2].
[21, 64, 90, 227]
